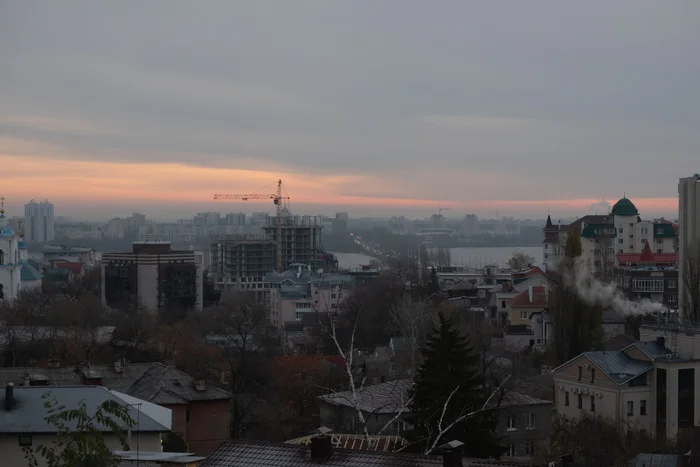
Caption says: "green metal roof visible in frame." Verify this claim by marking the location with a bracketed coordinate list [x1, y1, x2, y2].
[581, 224, 617, 239]
[653, 223, 677, 239]
[611, 197, 639, 216]
[43, 267, 70, 282]
[20, 261, 42, 281]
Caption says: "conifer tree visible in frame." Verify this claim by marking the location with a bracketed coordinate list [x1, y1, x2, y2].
[406, 312, 502, 457]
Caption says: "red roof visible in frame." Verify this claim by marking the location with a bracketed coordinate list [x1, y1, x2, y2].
[512, 266, 545, 279]
[54, 262, 83, 275]
[616, 241, 678, 265]
[508, 286, 552, 308]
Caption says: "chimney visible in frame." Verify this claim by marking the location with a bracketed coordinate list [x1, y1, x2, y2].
[5, 383, 15, 411]
[440, 440, 464, 467]
[528, 285, 533, 303]
[194, 378, 206, 392]
[310, 427, 333, 461]
[23, 375, 30, 387]
[656, 336, 666, 350]
[114, 359, 123, 374]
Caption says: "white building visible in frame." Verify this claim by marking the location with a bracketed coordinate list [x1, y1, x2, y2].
[24, 200, 55, 242]
[0, 209, 22, 301]
[679, 174, 700, 319]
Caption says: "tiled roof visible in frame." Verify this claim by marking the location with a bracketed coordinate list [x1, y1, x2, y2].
[285, 434, 407, 452]
[0, 386, 168, 433]
[0, 363, 157, 393]
[616, 241, 678, 264]
[583, 351, 652, 385]
[127, 363, 231, 404]
[494, 391, 552, 408]
[507, 286, 552, 308]
[318, 379, 412, 414]
[603, 334, 637, 351]
[201, 440, 531, 467]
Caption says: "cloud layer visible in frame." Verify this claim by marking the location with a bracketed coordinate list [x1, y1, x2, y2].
[1, 1, 698, 219]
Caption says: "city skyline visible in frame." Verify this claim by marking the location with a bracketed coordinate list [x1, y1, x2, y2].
[2, 1, 698, 219]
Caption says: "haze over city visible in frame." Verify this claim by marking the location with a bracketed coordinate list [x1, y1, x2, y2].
[2, 1, 699, 220]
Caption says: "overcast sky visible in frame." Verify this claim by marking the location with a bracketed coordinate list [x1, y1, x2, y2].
[1, 1, 699, 220]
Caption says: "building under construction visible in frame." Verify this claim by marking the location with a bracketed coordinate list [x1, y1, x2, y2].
[211, 215, 324, 296]
[262, 215, 324, 272]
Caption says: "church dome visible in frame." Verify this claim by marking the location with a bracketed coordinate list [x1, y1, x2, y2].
[611, 197, 639, 217]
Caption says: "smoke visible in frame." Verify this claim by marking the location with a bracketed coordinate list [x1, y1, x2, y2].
[561, 256, 667, 316]
[587, 198, 611, 215]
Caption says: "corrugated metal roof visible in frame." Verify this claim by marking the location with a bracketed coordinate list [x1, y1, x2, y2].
[201, 440, 532, 467]
[584, 351, 652, 385]
[127, 363, 231, 404]
[625, 340, 669, 360]
[0, 386, 168, 433]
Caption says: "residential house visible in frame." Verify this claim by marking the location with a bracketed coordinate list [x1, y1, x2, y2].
[42, 244, 97, 267]
[127, 363, 233, 456]
[552, 338, 669, 437]
[496, 392, 553, 460]
[0, 385, 169, 467]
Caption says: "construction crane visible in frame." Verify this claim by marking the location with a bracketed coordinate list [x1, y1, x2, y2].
[214, 179, 290, 272]
[438, 206, 452, 216]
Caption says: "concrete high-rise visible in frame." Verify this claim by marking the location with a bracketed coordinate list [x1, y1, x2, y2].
[24, 200, 55, 242]
[679, 174, 700, 318]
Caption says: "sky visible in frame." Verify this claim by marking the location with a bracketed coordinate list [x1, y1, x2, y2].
[1, 1, 699, 221]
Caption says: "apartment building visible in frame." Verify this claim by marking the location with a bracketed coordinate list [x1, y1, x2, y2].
[679, 174, 700, 317]
[24, 199, 55, 242]
[554, 324, 700, 440]
[614, 242, 679, 308]
[264, 265, 352, 328]
[102, 241, 203, 312]
[211, 235, 276, 298]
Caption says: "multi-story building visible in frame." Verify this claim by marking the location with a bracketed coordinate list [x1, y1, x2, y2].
[211, 235, 276, 298]
[614, 242, 679, 309]
[554, 324, 700, 440]
[679, 174, 700, 318]
[224, 212, 246, 225]
[262, 215, 324, 272]
[24, 199, 54, 242]
[264, 265, 352, 328]
[0, 210, 23, 302]
[102, 241, 203, 312]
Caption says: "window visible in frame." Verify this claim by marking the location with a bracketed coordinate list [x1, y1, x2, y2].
[565, 391, 570, 406]
[18, 435, 32, 447]
[331, 304, 338, 309]
[590, 396, 596, 412]
[526, 413, 536, 429]
[619, 249, 624, 254]
[524, 442, 535, 456]
[629, 245, 634, 250]
[331, 293, 337, 299]
[619, 239, 624, 244]
[657, 228, 664, 235]
[578, 394, 583, 409]
[501, 300, 507, 309]
[627, 401, 634, 416]
[619, 228, 624, 233]
[628, 373, 647, 387]
[641, 400, 647, 415]
[656, 238, 663, 245]
[669, 293, 678, 303]
[668, 280, 677, 289]
[520, 311, 528, 319]
[295, 312, 302, 320]
[591, 368, 596, 383]
[633, 278, 664, 293]
[507, 444, 516, 456]
[392, 421, 406, 434]
[507, 416, 516, 431]
[630, 223, 634, 228]
[629, 234, 634, 239]
[578, 366, 582, 381]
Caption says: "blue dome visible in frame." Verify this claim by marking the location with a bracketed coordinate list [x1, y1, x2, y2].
[18, 240, 27, 249]
[0, 227, 17, 237]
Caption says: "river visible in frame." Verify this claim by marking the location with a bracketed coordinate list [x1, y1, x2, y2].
[331, 246, 543, 270]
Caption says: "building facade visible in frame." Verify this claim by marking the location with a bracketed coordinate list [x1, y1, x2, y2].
[211, 235, 276, 298]
[24, 200, 55, 242]
[679, 174, 700, 319]
[0, 210, 22, 302]
[102, 241, 203, 312]
[614, 242, 679, 309]
[262, 215, 324, 272]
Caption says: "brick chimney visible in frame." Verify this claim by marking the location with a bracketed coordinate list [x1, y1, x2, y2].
[310, 427, 333, 461]
[440, 440, 464, 467]
[5, 383, 15, 411]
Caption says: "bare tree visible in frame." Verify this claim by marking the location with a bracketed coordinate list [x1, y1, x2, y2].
[683, 240, 700, 325]
[389, 296, 432, 376]
[507, 252, 536, 271]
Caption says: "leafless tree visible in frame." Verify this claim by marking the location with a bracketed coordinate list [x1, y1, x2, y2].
[683, 240, 700, 325]
[507, 252, 536, 271]
[389, 296, 432, 376]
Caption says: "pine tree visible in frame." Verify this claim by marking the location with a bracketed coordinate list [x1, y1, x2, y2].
[406, 313, 502, 457]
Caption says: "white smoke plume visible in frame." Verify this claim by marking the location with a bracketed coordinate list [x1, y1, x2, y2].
[561, 256, 667, 316]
